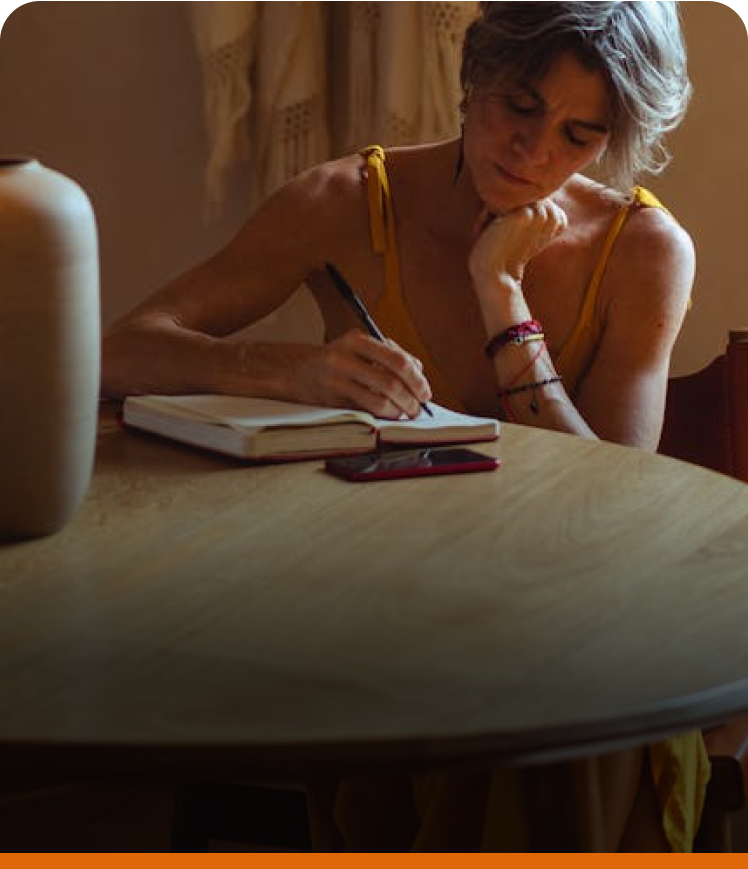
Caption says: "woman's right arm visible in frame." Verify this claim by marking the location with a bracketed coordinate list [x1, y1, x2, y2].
[102, 162, 431, 418]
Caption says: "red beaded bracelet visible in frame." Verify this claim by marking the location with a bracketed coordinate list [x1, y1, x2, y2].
[484, 319, 544, 360]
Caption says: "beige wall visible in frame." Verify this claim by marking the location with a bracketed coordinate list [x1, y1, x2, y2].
[0, 1, 250, 324]
[652, 2, 748, 373]
[0, 1, 745, 373]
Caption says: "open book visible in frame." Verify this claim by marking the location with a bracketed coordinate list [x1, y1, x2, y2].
[122, 394, 500, 461]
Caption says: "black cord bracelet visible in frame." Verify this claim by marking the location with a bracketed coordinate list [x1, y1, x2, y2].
[496, 376, 563, 414]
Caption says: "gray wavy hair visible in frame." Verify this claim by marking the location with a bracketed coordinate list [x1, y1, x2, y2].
[460, 1, 692, 188]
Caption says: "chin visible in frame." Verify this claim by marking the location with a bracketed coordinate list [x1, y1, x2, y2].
[470, 171, 535, 214]
[479, 187, 535, 215]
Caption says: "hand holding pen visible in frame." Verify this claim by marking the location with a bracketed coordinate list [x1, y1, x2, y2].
[326, 263, 433, 417]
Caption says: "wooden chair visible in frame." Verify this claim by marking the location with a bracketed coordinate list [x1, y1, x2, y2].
[659, 329, 748, 852]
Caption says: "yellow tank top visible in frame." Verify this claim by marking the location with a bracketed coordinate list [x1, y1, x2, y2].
[360, 144, 667, 408]
[359, 146, 708, 852]
[362, 145, 466, 411]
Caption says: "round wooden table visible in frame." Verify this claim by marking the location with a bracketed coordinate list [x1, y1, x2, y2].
[2, 409, 748, 779]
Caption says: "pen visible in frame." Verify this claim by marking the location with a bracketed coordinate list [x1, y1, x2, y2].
[325, 262, 433, 417]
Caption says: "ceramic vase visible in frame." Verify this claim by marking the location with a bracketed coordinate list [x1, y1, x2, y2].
[0, 158, 100, 540]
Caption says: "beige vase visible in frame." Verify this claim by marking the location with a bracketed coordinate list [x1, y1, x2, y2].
[0, 158, 100, 540]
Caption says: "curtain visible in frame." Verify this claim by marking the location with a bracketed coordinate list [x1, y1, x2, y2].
[190, 1, 478, 215]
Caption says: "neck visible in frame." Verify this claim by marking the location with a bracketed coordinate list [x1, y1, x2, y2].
[424, 139, 486, 245]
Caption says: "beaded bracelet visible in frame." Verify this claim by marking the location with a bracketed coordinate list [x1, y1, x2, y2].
[485, 319, 544, 360]
[497, 376, 562, 415]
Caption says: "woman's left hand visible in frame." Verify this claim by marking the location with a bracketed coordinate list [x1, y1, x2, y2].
[468, 199, 568, 290]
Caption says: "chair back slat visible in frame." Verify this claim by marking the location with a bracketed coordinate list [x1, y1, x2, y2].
[660, 355, 732, 476]
[726, 335, 748, 481]
[660, 333, 748, 483]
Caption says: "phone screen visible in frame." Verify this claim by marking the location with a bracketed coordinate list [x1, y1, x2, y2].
[324, 447, 499, 482]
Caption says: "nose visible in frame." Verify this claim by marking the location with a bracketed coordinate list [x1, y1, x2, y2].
[512, 118, 553, 167]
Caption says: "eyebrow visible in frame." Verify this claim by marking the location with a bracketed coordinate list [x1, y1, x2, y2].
[519, 81, 611, 136]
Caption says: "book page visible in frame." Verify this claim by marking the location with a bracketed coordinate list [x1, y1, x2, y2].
[378, 403, 499, 443]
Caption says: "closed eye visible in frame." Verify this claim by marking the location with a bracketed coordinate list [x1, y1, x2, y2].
[566, 121, 608, 149]
[566, 126, 592, 148]
[504, 94, 541, 116]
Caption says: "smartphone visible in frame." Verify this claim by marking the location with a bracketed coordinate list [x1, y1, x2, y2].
[324, 447, 500, 482]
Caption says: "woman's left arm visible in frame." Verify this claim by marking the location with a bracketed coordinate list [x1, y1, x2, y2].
[471, 202, 694, 448]
[573, 207, 695, 449]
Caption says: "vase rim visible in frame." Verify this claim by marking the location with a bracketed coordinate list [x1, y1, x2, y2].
[0, 156, 40, 171]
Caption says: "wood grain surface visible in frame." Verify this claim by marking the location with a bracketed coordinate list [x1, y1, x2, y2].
[2, 408, 748, 778]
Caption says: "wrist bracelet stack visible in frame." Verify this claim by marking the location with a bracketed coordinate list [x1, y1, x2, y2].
[484, 319, 544, 360]
[485, 319, 563, 421]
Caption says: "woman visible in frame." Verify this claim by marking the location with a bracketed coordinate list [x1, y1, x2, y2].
[104, 1, 705, 851]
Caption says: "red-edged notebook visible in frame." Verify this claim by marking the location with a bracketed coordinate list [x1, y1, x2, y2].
[122, 394, 499, 461]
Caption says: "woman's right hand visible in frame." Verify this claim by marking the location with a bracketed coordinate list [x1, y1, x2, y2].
[285, 330, 432, 419]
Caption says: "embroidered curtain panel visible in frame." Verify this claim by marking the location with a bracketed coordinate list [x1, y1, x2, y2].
[190, 1, 478, 213]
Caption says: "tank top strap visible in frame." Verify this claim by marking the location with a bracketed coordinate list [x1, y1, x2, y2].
[555, 186, 668, 392]
[360, 145, 402, 308]
[578, 188, 663, 329]
[632, 185, 667, 210]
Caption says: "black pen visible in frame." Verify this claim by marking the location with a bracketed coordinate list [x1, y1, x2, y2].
[325, 263, 433, 417]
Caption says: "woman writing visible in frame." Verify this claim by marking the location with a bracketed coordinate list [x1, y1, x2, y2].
[104, 1, 705, 850]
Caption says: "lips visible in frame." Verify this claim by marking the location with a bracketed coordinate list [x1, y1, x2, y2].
[493, 162, 534, 186]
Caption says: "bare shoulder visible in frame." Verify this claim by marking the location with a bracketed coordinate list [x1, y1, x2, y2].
[575, 177, 692, 263]
[620, 194, 694, 270]
[182, 151, 375, 303]
[251, 154, 366, 226]
[611, 191, 695, 310]
[600, 195, 695, 350]
[565, 176, 694, 309]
